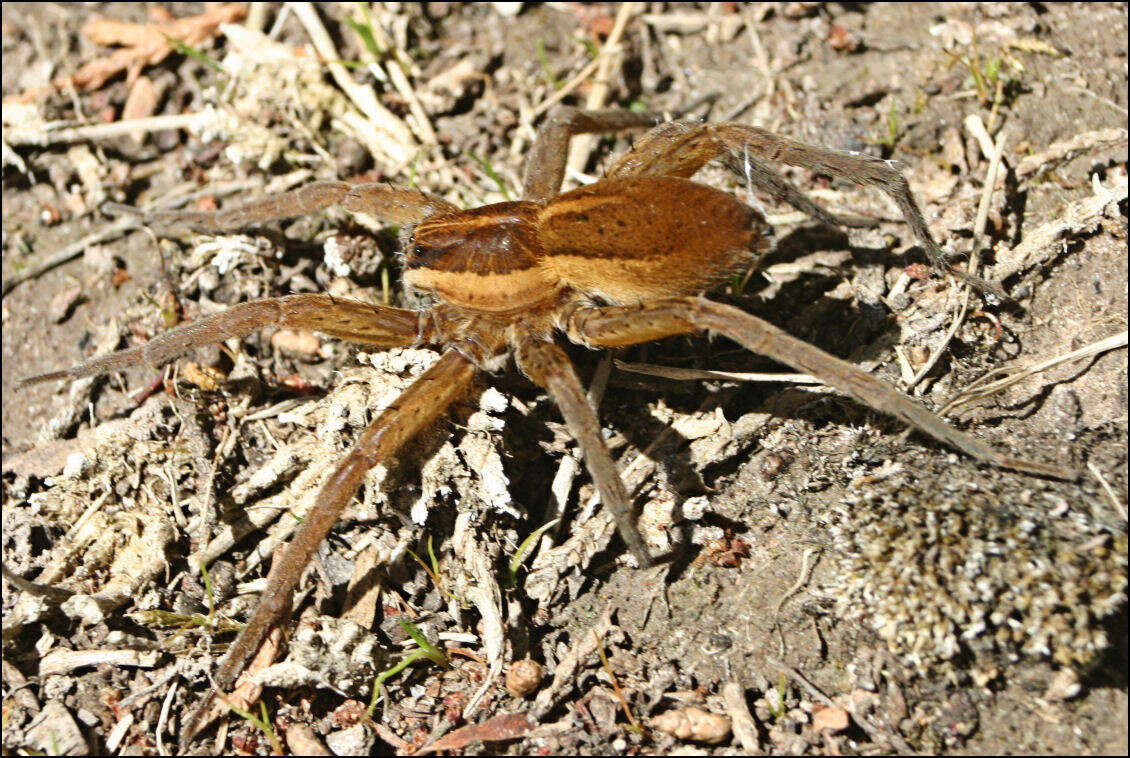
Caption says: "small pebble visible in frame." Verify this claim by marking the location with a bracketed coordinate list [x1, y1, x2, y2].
[649, 706, 732, 745]
[812, 703, 850, 733]
[506, 658, 543, 698]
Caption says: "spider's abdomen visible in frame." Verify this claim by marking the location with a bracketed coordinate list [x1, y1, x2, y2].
[404, 201, 562, 312]
[538, 177, 767, 304]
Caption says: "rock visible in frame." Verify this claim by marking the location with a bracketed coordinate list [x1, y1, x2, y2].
[649, 706, 732, 745]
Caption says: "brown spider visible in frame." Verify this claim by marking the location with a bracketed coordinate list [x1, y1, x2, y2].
[21, 107, 1074, 739]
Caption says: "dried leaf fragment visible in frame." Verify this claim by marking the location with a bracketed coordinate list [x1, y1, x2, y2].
[417, 712, 535, 754]
[182, 361, 225, 391]
[50, 3, 247, 94]
[270, 328, 322, 356]
[48, 285, 84, 323]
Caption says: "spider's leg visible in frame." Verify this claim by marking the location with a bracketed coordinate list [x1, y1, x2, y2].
[148, 181, 456, 233]
[567, 297, 1076, 480]
[18, 295, 424, 386]
[605, 122, 1002, 296]
[604, 121, 720, 180]
[524, 107, 662, 202]
[181, 349, 476, 745]
[723, 149, 881, 229]
[515, 337, 656, 567]
[606, 122, 880, 228]
[708, 124, 1004, 297]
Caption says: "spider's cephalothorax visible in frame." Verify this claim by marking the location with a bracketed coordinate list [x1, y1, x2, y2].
[19, 107, 1075, 744]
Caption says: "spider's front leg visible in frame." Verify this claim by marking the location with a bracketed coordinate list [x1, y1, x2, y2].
[145, 180, 456, 233]
[18, 295, 424, 386]
[181, 349, 477, 744]
[567, 298, 1077, 481]
[514, 337, 656, 567]
[20, 177, 460, 386]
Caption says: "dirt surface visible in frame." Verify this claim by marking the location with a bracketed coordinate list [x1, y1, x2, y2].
[2, 3, 1127, 755]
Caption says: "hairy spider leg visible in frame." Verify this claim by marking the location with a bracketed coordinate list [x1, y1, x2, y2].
[603, 119, 1002, 296]
[147, 180, 456, 232]
[181, 349, 477, 745]
[567, 297, 1076, 480]
[522, 107, 664, 201]
[18, 294, 422, 386]
[515, 338, 656, 567]
[20, 174, 461, 386]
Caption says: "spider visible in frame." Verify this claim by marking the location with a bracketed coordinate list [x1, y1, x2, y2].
[21, 107, 1074, 738]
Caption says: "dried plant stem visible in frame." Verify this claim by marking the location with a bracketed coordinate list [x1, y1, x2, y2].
[290, 2, 414, 165]
[595, 630, 646, 735]
[4, 111, 211, 147]
[2, 216, 139, 296]
[772, 546, 821, 657]
[531, 3, 636, 120]
[906, 126, 1007, 392]
[769, 658, 918, 755]
[1016, 128, 1127, 181]
[1087, 461, 1127, 521]
[564, 2, 638, 181]
[615, 359, 820, 384]
[937, 330, 1128, 416]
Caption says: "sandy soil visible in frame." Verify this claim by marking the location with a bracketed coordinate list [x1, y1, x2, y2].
[2, 3, 1127, 755]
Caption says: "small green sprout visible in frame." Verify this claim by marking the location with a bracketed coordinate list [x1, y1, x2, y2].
[363, 618, 448, 720]
[468, 152, 514, 200]
[537, 39, 563, 89]
[162, 34, 225, 75]
[224, 699, 284, 754]
[406, 535, 454, 603]
[507, 518, 560, 587]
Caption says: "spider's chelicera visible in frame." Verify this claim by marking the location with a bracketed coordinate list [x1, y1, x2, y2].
[20, 107, 1074, 738]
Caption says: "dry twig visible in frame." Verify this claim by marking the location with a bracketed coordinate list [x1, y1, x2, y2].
[564, 2, 638, 182]
[769, 658, 917, 755]
[937, 331, 1128, 416]
[906, 125, 1008, 391]
[615, 359, 820, 384]
[290, 2, 414, 167]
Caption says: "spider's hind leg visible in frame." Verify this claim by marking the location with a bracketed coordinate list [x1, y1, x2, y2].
[514, 337, 657, 568]
[566, 297, 1075, 480]
[605, 121, 1003, 296]
[606, 122, 883, 230]
[708, 124, 1004, 296]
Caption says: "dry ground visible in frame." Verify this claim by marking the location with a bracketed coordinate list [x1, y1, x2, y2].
[2, 3, 1127, 755]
